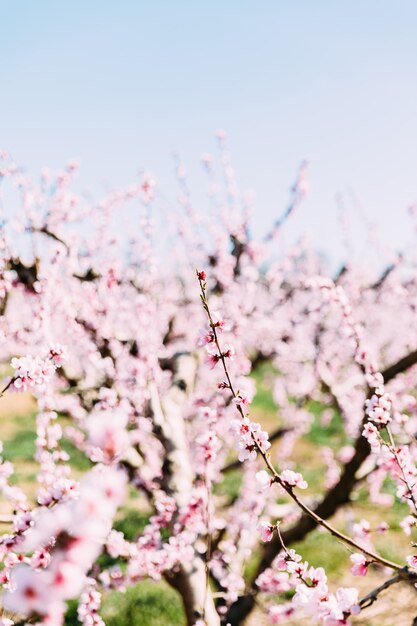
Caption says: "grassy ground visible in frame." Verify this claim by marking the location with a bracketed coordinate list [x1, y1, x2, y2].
[0, 371, 416, 625]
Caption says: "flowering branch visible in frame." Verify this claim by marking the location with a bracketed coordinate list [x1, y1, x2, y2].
[197, 270, 406, 575]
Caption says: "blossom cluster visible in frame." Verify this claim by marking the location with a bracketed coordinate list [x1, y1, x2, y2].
[2, 466, 126, 623]
[10, 345, 66, 393]
[259, 549, 360, 625]
[231, 416, 271, 462]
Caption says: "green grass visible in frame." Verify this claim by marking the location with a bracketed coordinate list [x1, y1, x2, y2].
[250, 365, 352, 453]
[65, 581, 185, 626]
[251, 363, 278, 417]
[304, 401, 350, 449]
[102, 580, 185, 626]
[213, 468, 242, 501]
[1, 412, 91, 471]
[0, 413, 91, 495]
[293, 529, 349, 577]
[61, 439, 92, 471]
[2, 413, 37, 462]
[114, 508, 151, 541]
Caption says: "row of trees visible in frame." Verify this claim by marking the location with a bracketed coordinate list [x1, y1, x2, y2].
[0, 141, 416, 625]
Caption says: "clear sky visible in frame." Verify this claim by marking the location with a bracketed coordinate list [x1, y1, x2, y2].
[1, 1, 417, 267]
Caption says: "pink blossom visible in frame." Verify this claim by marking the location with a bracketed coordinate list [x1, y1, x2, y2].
[232, 392, 249, 407]
[211, 310, 227, 332]
[308, 566, 326, 586]
[406, 555, 417, 569]
[376, 522, 388, 534]
[86, 411, 130, 461]
[3, 564, 50, 616]
[279, 469, 308, 490]
[362, 422, 381, 452]
[222, 342, 235, 359]
[269, 604, 295, 623]
[30, 549, 51, 569]
[352, 518, 370, 540]
[205, 347, 221, 369]
[335, 587, 360, 613]
[48, 560, 86, 598]
[237, 443, 257, 462]
[365, 393, 392, 425]
[49, 344, 67, 367]
[400, 515, 416, 536]
[11, 355, 56, 392]
[256, 470, 271, 490]
[274, 549, 301, 571]
[197, 328, 215, 347]
[286, 559, 308, 578]
[350, 553, 368, 576]
[258, 521, 274, 542]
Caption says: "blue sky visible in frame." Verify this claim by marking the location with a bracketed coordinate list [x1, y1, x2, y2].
[1, 1, 417, 267]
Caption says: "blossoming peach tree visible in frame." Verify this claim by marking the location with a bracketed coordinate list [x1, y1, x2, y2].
[0, 139, 417, 626]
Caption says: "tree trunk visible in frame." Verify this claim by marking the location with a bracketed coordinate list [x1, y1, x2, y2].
[151, 353, 220, 626]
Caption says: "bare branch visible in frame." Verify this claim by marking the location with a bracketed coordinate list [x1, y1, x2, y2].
[358, 572, 414, 610]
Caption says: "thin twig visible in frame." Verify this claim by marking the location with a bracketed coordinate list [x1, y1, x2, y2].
[0, 377, 15, 398]
[386, 425, 417, 515]
[358, 573, 407, 609]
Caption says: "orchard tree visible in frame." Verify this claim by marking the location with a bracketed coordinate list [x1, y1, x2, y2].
[0, 137, 416, 626]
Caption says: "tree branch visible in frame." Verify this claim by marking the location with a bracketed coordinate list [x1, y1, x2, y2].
[358, 570, 416, 610]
